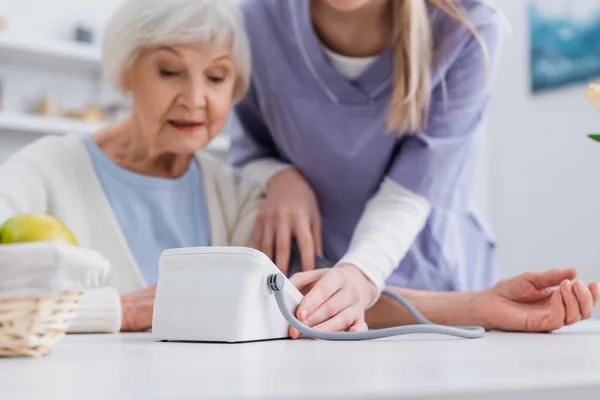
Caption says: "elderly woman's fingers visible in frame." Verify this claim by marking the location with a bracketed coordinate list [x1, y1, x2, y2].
[590, 282, 600, 303]
[526, 268, 578, 291]
[560, 280, 581, 325]
[573, 280, 594, 320]
[120, 285, 157, 332]
[305, 287, 356, 327]
[541, 290, 565, 333]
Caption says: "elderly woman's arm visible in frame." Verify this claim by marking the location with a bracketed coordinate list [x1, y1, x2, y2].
[0, 149, 122, 334]
[67, 288, 122, 333]
[365, 268, 600, 333]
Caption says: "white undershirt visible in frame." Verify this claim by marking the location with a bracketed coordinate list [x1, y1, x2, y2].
[335, 179, 431, 301]
[239, 46, 432, 300]
[320, 45, 377, 80]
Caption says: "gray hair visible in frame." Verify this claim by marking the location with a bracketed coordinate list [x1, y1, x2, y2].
[102, 0, 251, 102]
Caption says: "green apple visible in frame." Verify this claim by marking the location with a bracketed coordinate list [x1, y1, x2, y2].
[0, 213, 78, 245]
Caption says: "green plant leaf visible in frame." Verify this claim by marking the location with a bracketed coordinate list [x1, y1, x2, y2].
[588, 134, 600, 142]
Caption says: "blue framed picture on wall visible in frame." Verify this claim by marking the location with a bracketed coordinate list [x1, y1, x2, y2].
[529, 0, 600, 93]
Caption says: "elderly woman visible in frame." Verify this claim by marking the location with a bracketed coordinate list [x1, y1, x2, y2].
[0, 0, 597, 336]
[0, 0, 260, 333]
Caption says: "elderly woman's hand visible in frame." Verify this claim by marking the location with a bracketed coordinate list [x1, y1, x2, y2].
[120, 285, 156, 332]
[482, 268, 600, 332]
[253, 168, 322, 275]
[288, 265, 378, 338]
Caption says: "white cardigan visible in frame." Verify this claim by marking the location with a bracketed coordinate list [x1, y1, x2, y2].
[0, 134, 263, 333]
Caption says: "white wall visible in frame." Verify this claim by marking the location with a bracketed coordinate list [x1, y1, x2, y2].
[487, 0, 600, 291]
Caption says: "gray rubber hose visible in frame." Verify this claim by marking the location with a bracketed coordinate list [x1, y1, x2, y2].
[267, 273, 485, 341]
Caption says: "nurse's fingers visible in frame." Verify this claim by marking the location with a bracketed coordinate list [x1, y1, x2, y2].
[573, 280, 594, 320]
[289, 309, 368, 338]
[305, 287, 354, 327]
[258, 218, 275, 261]
[311, 212, 323, 257]
[560, 280, 581, 325]
[251, 217, 264, 253]
[349, 320, 369, 333]
[311, 305, 364, 333]
[275, 219, 292, 275]
[289, 325, 301, 339]
[294, 217, 315, 271]
[289, 269, 328, 293]
[297, 270, 343, 320]
[289, 306, 310, 339]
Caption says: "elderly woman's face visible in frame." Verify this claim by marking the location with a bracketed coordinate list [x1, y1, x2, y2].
[123, 42, 235, 154]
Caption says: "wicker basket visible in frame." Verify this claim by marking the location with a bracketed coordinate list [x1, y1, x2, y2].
[0, 290, 85, 357]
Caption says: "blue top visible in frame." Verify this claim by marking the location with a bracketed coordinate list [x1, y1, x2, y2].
[230, 0, 504, 291]
[82, 135, 211, 285]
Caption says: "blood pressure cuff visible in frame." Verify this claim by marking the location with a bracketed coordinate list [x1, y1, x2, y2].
[287, 239, 333, 277]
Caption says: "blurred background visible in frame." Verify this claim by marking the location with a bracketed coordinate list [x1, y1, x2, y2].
[485, 0, 600, 295]
[0, 0, 598, 302]
[0, 0, 229, 161]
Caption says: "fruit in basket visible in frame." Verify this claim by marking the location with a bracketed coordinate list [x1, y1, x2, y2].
[0, 213, 78, 245]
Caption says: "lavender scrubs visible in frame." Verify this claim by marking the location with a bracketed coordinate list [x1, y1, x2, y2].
[230, 0, 504, 291]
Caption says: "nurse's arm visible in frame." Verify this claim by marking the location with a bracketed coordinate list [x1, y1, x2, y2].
[365, 268, 600, 333]
[0, 151, 121, 334]
[230, 93, 316, 255]
[231, 86, 323, 272]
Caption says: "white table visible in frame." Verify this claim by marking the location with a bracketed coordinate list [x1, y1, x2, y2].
[1, 321, 600, 400]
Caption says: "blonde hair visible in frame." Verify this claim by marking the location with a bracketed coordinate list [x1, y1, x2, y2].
[388, 0, 490, 134]
[102, 0, 251, 103]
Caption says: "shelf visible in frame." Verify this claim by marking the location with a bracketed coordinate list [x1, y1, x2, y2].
[0, 111, 105, 135]
[0, 111, 230, 152]
[0, 35, 102, 71]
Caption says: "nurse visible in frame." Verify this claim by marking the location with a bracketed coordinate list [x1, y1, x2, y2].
[230, 0, 503, 335]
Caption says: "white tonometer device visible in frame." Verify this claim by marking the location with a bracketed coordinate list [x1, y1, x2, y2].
[152, 247, 484, 343]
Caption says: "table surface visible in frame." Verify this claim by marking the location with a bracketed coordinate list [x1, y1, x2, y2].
[1, 321, 600, 400]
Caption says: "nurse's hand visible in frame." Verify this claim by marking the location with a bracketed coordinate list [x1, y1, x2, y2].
[120, 285, 156, 332]
[288, 264, 378, 338]
[485, 268, 600, 332]
[255, 168, 322, 275]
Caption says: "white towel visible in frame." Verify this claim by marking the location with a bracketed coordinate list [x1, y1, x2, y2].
[0, 242, 110, 295]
